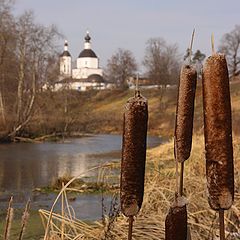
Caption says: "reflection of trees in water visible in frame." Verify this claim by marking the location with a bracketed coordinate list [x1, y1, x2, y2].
[0, 145, 103, 191]
[0, 136, 160, 192]
[0, 144, 59, 191]
[57, 153, 88, 178]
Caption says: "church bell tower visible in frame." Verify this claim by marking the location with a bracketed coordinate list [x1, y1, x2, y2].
[60, 40, 72, 77]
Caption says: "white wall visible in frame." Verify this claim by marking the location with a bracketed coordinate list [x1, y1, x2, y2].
[77, 57, 98, 69]
[54, 81, 106, 91]
[60, 56, 72, 76]
[72, 68, 103, 79]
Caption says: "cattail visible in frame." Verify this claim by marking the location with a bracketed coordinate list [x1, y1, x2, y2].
[18, 199, 31, 240]
[202, 53, 234, 211]
[4, 196, 14, 240]
[120, 91, 148, 217]
[165, 196, 188, 240]
[174, 64, 197, 163]
[174, 29, 197, 198]
[120, 90, 148, 240]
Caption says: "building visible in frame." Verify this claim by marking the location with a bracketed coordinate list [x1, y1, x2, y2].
[56, 32, 106, 91]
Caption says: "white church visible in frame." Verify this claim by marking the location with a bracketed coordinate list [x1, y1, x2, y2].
[55, 32, 107, 91]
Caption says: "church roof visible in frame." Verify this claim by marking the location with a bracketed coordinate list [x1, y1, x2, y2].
[60, 51, 71, 57]
[78, 49, 97, 58]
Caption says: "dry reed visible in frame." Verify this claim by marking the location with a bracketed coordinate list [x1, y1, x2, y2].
[39, 135, 240, 240]
[3, 196, 14, 240]
[18, 199, 31, 240]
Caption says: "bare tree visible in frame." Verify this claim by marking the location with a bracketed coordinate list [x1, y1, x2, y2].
[0, 0, 15, 130]
[105, 48, 137, 88]
[0, 3, 61, 141]
[219, 25, 240, 78]
[143, 38, 180, 86]
[9, 11, 60, 138]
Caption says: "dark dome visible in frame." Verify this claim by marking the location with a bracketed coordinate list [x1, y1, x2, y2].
[87, 74, 104, 83]
[60, 51, 71, 57]
[78, 49, 97, 58]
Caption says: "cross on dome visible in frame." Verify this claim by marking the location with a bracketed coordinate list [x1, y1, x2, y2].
[85, 31, 91, 42]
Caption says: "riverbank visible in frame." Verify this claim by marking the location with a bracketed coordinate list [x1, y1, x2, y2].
[1, 79, 240, 142]
[0, 134, 161, 239]
[0, 87, 178, 142]
[38, 134, 239, 239]
[0, 134, 239, 239]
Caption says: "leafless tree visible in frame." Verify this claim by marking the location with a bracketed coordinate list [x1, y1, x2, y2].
[0, 2, 61, 141]
[5, 11, 60, 138]
[143, 38, 180, 86]
[105, 48, 137, 88]
[0, 0, 15, 130]
[219, 25, 240, 78]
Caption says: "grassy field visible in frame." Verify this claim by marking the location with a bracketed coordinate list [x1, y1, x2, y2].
[26, 87, 178, 138]
[25, 79, 240, 140]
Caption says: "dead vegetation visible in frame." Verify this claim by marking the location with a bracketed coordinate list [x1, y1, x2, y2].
[35, 135, 239, 239]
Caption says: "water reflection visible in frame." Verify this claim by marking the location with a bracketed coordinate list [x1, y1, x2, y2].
[0, 134, 161, 192]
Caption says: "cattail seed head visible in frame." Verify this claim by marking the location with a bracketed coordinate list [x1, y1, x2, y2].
[175, 64, 197, 162]
[202, 53, 234, 210]
[120, 94, 148, 217]
[165, 196, 188, 240]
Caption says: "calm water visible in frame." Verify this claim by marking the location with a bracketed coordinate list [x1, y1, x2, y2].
[0, 134, 161, 220]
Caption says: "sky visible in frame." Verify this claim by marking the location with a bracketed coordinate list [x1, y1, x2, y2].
[13, 0, 240, 72]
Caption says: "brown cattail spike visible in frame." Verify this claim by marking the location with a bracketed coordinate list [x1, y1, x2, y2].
[202, 53, 234, 210]
[121, 94, 148, 218]
[174, 65, 197, 163]
[165, 196, 188, 240]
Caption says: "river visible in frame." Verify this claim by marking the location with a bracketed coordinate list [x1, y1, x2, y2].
[0, 134, 161, 222]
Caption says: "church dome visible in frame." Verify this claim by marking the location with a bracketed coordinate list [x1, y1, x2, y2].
[60, 40, 71, 57]
[78, 49, 97, 58]
[60, 51, 71, 57]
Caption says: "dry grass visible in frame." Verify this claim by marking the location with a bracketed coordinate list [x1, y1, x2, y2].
[39, 134, 240, 240]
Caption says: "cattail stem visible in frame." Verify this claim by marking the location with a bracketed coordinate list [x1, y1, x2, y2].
[135, 74, 140, 97]
[128, 216, 134, 240]
[219, 209, 225, 240]
[175, 160, 179, 196]
[211, 33, 215, 55]
[188, 28, 195, 64]
[179, 162, 184, 196]
[174, 138, 179, 196]
[61, 182, 65, 240]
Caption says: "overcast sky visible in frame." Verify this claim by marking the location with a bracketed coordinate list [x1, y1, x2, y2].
[13, 0, 240, 71]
